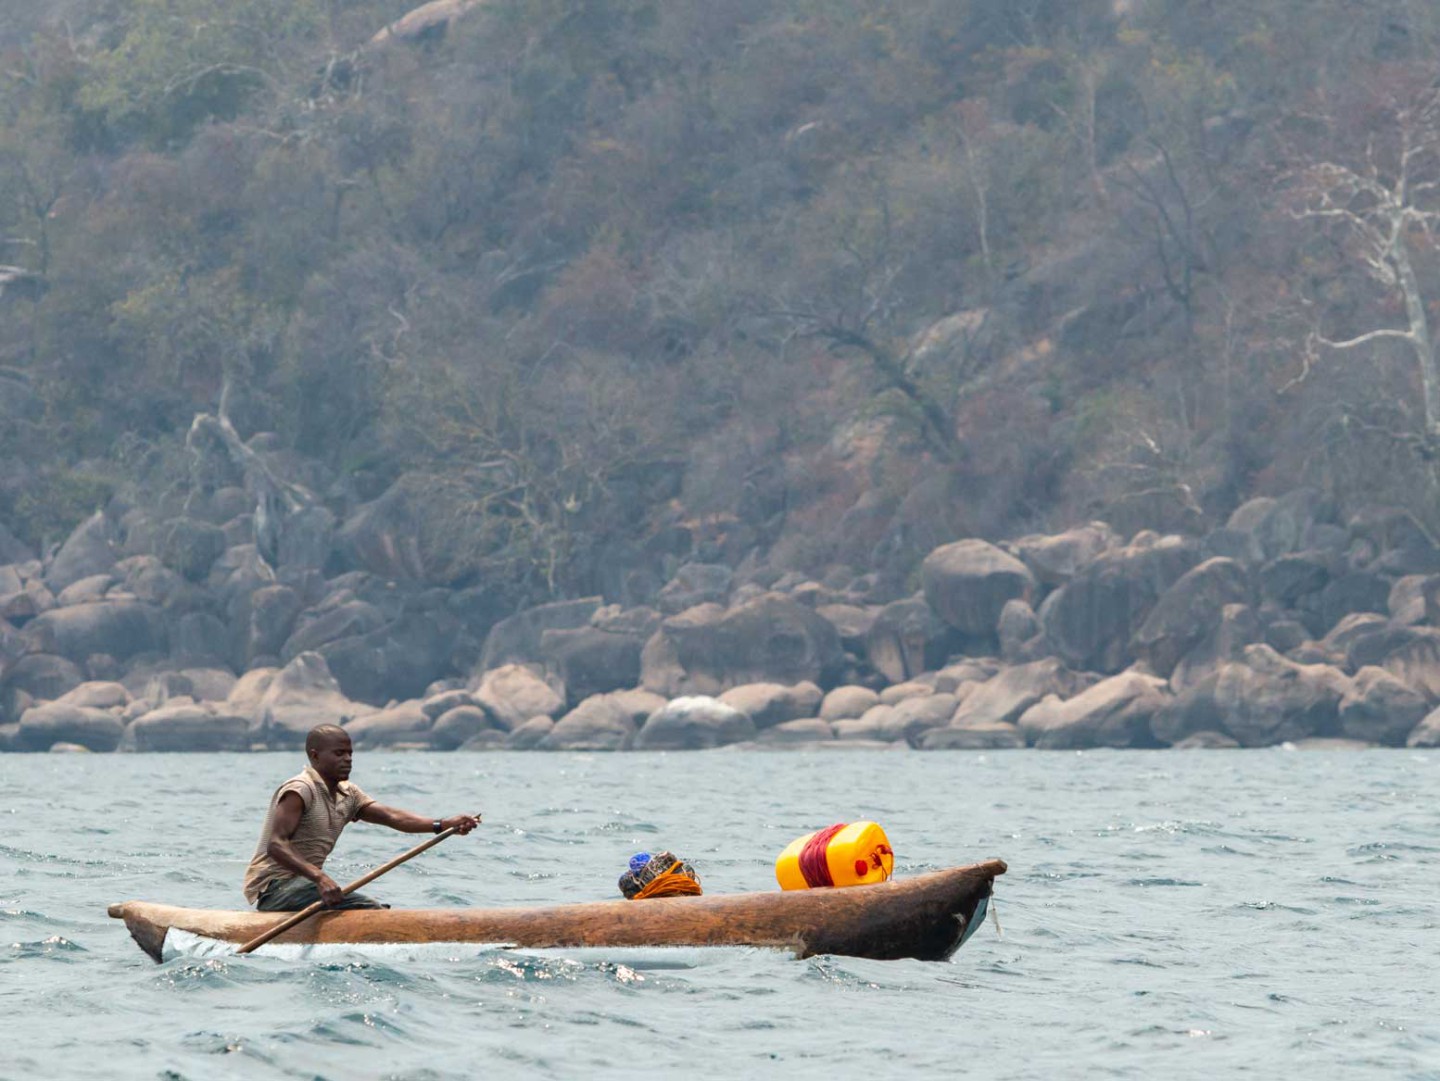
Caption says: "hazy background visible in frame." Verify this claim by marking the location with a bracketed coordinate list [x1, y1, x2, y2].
[5, 0, 1440, 602]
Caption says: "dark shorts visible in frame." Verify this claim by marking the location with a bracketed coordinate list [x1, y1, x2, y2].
[256, 876, 388, 912]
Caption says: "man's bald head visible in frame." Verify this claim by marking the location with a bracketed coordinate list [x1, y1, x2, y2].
[305, 724, 354, 788]
[306, 724, 351, 757]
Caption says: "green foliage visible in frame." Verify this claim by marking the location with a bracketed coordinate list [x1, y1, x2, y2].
[6, 470, 114, 551]
[76, 0, 325, 147]
[6, 0, 1440, 587]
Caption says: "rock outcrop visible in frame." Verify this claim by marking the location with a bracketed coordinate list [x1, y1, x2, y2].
[7, 485, 1440, 753]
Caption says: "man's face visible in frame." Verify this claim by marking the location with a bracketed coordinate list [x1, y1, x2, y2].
[309, 734, 354, 784]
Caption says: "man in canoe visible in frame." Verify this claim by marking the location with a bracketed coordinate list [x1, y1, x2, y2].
[242, 724, 479, 911]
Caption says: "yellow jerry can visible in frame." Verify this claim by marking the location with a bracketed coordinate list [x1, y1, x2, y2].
[775, 821, 894, 890]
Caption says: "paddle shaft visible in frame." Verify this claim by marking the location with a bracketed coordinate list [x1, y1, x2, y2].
[235, 816, 480, 955]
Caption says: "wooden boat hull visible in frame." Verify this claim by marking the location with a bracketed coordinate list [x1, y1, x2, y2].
[108, 860, 1005, 964]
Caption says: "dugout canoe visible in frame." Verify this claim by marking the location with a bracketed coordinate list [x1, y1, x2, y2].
[108, 859, 1005, 964]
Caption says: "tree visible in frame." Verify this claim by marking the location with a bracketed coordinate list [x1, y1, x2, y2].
[1286, 76, 1440, 445]
[76, 0, 325, 148]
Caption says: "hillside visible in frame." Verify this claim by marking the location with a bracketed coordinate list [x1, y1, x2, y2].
[3, 0, 1440, 605]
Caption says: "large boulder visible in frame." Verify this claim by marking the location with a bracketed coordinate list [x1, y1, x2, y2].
[835, 693, 957, 744]
[247, 584, 304, 662]
[1349, 625, 1440, 702]
[656, 563, 732, 615]
[282, 600, 387, 660]
[172, 667, 238, 703]
[0, 579, 54, 624]
[1008, 523, 1120, 587]
[158, 518, 228, 582]
[56, 574, 113, 606]
[633, 696, 756, 750]
[640, 594, 843, 696]
[480, 597, 602, 671]
[864, 597, 959, 684]
[950, 659, 1094, 728]
[1348, 506, 1440, 573]
[998, 599, 1044, 662]
[833, 707, 901, 742]
[369, 0, 488, 46]
[879, 681, 935, 704]
[169, 611, 233, 668]
[819, 685, 882, 722]
[1388, 575, 1429, 626]
[1321, 613, 1389, 660]
[430, 705, 504, 750]
[17, 702, 124, 752]
[113, 555, 183, 607]
[45, 511, 118, 593]
[1039, 533, 1201, 673]
[933, 658, 1002, 692]
[540, 695, 639, 751]
[471, 664, 565, 730]
[815, 604, 878, 653]
[607, 687, 668, 721]
[1, 653, 85, 710]
[1018, 670, 1170, 749]
[254, 652, 364, 746]
[55, 680, 130, 710]
[921, 539, 1036, 638]
[1131, 558, 1251, 677]
[1259, 552, 1331, 607]
[344, 700, 431, 747]
[1315, 572, 1392, 636]
[540, 625, 644, 705]
[420, 688, 480, 720]
[320, 610, 458, 705]
[506, 715, 555, 750]
[1225, 490, 1329, 564]
[1152, 645, 1350, 747]
[1407, 707, 1440, 747]
[717, 682, 823, 729]
[128, 704, 250, 751]
[334, 478, 429, 581]
[1343, 623, 1436, 671]
[226, 667, 278, 719]
[22, 600, 166, 663]
[1338, 667, 1429, 745]
[1170, 604, 1261, 692]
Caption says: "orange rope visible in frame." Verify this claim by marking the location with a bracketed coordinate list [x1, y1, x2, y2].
[631, 862, 703, 900]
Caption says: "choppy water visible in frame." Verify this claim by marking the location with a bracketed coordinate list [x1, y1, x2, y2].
[1, 749, 1437, 1080]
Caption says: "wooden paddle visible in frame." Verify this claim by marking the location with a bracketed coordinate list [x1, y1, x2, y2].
[235, 815, 481, 956]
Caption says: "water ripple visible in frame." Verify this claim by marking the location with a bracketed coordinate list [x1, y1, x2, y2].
[0, 750, 1436, 1081]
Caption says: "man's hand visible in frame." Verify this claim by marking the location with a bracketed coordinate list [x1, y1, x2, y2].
[315, 873, 345, 907]
[441, 814, 480, 835]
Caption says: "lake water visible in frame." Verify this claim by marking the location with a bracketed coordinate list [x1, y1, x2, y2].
[2, 749, 1437, 1080]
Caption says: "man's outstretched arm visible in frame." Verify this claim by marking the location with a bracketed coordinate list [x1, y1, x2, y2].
[358, 804, 480, 835]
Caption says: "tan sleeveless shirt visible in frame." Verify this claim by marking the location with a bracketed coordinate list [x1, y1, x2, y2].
[242, 765, 375, 905]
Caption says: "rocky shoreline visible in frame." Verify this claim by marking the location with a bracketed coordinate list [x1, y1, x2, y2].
[4, 486, 1440, 753]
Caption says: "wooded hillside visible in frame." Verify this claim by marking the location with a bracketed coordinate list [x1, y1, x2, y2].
[5, 0, 1440, 607]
